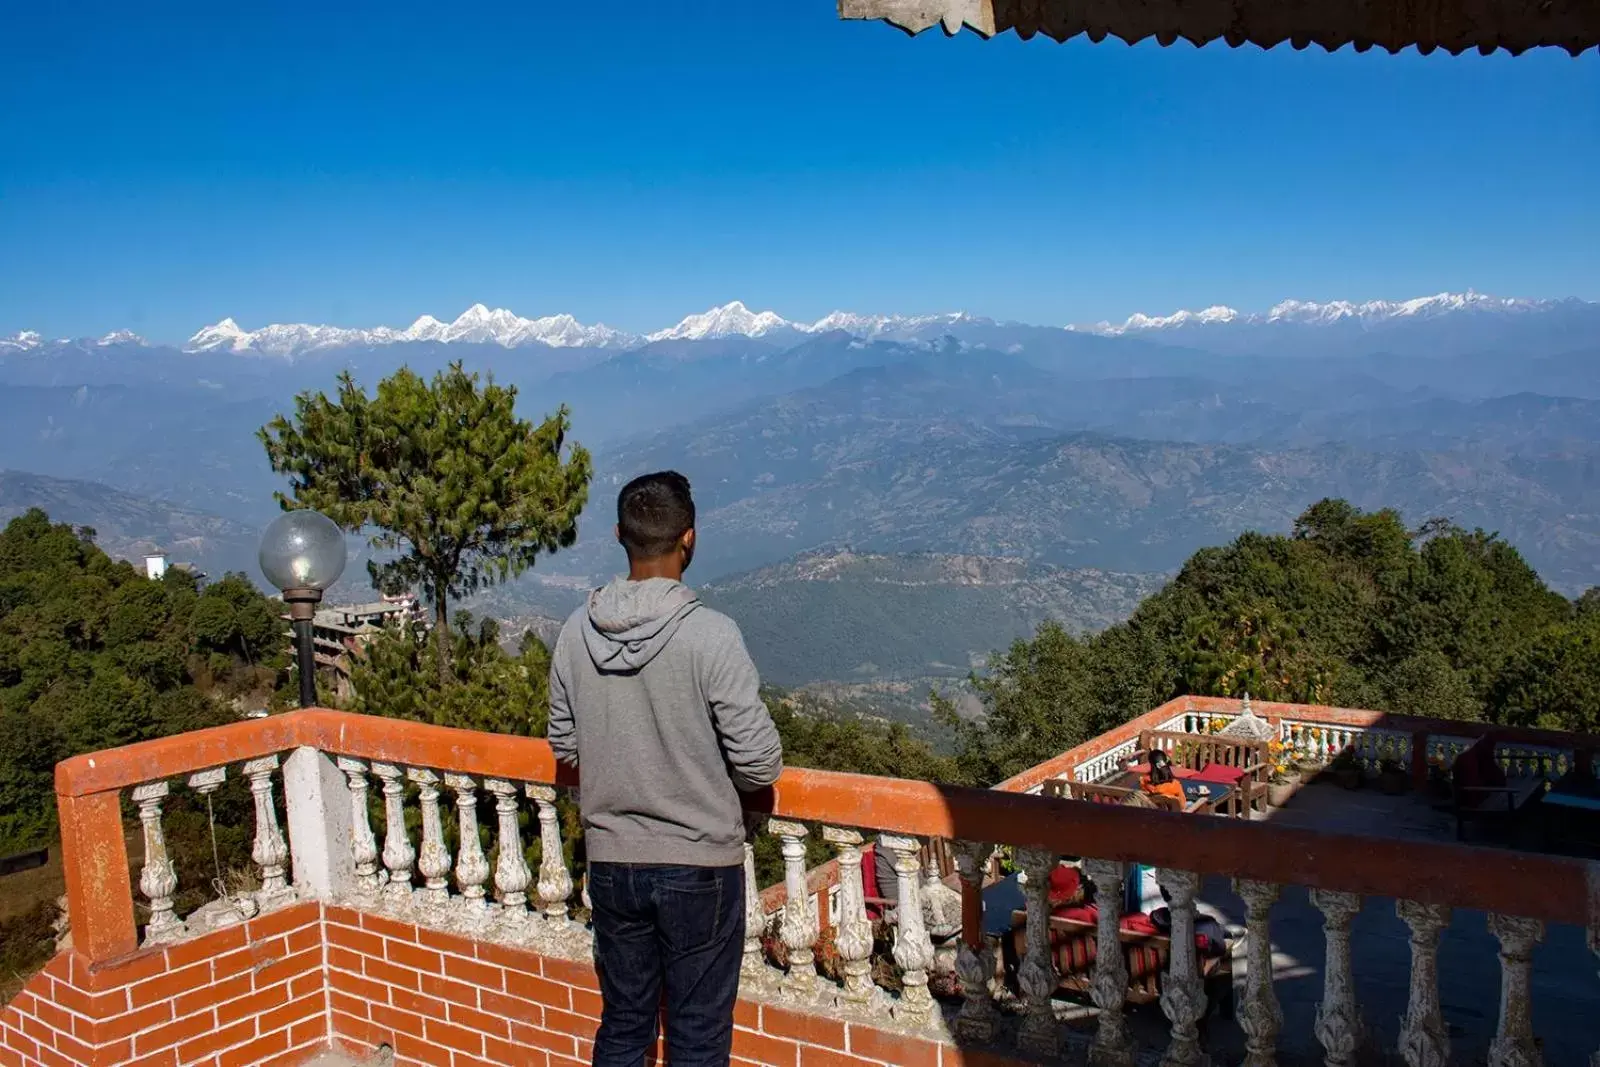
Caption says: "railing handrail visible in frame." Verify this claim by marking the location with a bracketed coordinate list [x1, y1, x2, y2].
[1000, 694, 1600, 794]
[53, 706, 1599, 972]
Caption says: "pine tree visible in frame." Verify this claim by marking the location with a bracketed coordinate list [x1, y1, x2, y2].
[259, 363, 592, 687]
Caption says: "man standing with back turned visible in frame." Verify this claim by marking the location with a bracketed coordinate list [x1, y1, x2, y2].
[547, 470, 784, 1067]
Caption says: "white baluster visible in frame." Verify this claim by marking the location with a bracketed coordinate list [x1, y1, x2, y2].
[372, 762, 414, 904]
[1157, 868, 1206, 1067]
[1397, 900, 1451, 1067]
[486, 778, 530, 921]
[527, 785, 573, 921]
[243, 755, 291, 904]
[1487, 914, 1544, 1067]
[922, 849, 962, 978]
[132, 782, 182, 944]
[740, 824, 775, 996]
[953, 841, 999, 1043]
[823, 828, 875, 1004]
[771, 820, 818, 999]
[1016, 848, 1060, 1058]
[444, 773, 490, 921]
[884, 834, 935, 1020]
[1234, 879, 1282, 1067]
[1310, 889, 1364, 1067]
[408, 768, 452, 909]
[336, 758, 383, 893]
[1086, 859, 1134, 1067]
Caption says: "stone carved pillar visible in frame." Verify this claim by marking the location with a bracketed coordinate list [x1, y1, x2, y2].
[486, 778, 530, 920]
[740, 827, 775, 996]
[1157, 868, 1207, 1067]
[922, 849, 963, 978]
[527, 785, 573, 921]
[954, 841, 999, 1044]
[1016, 848, 1060, 1058]
[336, 758, 383, 893]
[1086, 859, 1135, 1067]
[771, 820, 818, 999]
[1310, 889, 1364, 1067]
[372, 762, 414, 903]
[1234, 879, 1282, 1067]
[822, 827, 875, 1004]
[243, 755, 291, 903]
[1396, 899, 1451, 1067]
[132, 781, 182, 944]
[408, 768, 452, 908]
[884, 834, 935, 1020]
[1487, 913, 1545, 1067]
[444, 773, 490, 920]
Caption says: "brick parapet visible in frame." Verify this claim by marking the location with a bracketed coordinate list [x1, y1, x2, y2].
[2, 903, 1038, 1067]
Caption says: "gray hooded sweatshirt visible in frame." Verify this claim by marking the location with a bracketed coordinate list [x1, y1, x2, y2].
[546, 576, 783, 867]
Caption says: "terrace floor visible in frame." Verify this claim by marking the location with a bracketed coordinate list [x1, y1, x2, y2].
[1070, 781, 1600, 1065]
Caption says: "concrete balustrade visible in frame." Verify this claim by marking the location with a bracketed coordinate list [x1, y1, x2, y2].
[8, 706, 1598, 1067]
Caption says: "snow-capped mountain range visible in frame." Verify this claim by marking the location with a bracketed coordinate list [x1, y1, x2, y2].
[1, 292, 1590, 358]
[1076, 291, 1560, 336]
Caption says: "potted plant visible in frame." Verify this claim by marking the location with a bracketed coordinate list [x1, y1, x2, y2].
[1265, 740, 1296, 806]
[1377, 757, 1409, 796]
[1330, 749, 1363, 790]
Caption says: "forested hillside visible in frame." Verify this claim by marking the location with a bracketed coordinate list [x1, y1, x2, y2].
[942, 499, 1600, 786]
[0, 509, 286, 854]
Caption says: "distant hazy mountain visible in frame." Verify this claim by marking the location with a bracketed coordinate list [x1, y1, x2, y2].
[0, 469, 263, 580]
[697, 549, 1164, 686]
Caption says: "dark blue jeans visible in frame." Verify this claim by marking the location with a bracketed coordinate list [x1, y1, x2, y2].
[587, 862, 744, 1067]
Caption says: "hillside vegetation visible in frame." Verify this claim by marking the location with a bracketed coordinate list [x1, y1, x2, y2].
[942, 499, 1600, 786]
[699, 550, 1163, 685]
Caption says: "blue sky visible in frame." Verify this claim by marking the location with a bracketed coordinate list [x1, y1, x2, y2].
[2, 1, 1597, 343]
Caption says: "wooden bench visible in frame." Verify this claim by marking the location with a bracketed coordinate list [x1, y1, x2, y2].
[1043, 777, 1186, 812]
[1138, 729, 1270, 816]
[1004, 909, 1233, 1018]
[1451, 735, 1544, 842]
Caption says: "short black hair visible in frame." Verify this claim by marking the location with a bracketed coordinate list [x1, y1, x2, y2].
[617, 471, 695, 558]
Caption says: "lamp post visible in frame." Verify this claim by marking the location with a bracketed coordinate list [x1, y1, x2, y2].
[258, 509, 347, 709]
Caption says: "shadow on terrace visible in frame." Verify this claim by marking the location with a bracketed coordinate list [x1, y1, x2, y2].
[1, 698, 1596, 1067]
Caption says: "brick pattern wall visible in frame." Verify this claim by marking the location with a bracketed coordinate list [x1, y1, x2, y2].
[3, 903, 1021, 1067]
[0, 903, 327, 1067]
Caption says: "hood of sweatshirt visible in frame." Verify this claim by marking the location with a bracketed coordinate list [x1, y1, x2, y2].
[582, 576, 701, 672]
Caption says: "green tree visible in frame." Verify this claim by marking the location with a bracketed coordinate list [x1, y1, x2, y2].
[350, 612, 552, 737]
[259, 363, 592, 687]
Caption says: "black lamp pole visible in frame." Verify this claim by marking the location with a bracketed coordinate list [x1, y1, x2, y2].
[284, 587, 323, 709]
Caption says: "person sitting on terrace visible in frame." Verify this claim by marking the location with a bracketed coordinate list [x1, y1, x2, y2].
[1142, 749, 1185, 803]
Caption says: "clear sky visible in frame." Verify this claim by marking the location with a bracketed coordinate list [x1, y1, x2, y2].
[2, 1, 1597, 343]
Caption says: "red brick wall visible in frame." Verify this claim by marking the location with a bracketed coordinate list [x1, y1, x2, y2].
[0, 903, 327, 1067]
[2, 902, 1019, 1067]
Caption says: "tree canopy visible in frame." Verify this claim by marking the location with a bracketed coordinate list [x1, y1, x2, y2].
[942, 499, 1592, 786]
[0, 509, 284, 853]
[259, 363, 592, 686]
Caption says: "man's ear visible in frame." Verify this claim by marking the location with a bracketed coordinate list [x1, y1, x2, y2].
[615, 523, 622, 545]
[682, 528, 696, 554]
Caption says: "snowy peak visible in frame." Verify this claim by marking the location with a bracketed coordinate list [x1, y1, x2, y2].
[1082, 291, 1560, 336]
[183, 306, 639, 356]
[647, 301, 796, 343]
[0, 330, 44, 352]
[95, 329, 147, 347]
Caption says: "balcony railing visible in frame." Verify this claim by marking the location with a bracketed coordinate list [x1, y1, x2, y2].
[1006, 694, 1600, 793]
[18, 707, 1600, 1067]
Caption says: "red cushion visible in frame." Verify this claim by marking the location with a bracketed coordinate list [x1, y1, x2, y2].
[1172, 766, 1199, 780]
[1120, 912, 1160, 935]
[1053, 903, 1098, 924]
[860, 845, 879, 901]
[1193, 763, 1248, 786]
[1048, 865, 1082, 905]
